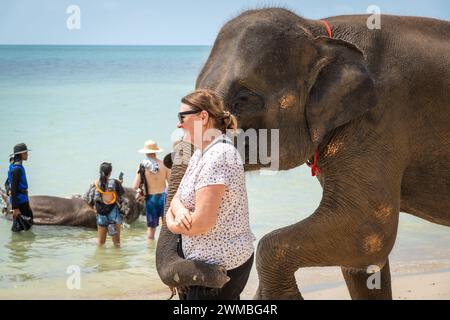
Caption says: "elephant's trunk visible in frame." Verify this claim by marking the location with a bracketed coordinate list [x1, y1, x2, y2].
[156, 141, 230, 291]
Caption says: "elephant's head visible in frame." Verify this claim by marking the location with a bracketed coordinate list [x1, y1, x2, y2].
[196, 8, 377, 171]
[0, 187, 10, 215]
[121, 188, 144, 224]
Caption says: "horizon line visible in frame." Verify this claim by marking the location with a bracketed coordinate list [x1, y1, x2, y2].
[0, 44, 212, 47]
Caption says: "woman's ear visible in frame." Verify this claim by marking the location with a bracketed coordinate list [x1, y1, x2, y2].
[201, 110, 210, 126]
[305, 37, 377, 144]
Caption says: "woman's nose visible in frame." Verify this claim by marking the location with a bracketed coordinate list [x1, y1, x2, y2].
[177, 122, 183, 129]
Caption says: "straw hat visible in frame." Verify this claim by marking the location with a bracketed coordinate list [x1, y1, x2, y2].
[138, 140, 164, 154]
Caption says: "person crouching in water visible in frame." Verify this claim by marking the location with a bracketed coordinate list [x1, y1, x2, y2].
[88, 162, 125, 247]
[132, 140, 170, 240]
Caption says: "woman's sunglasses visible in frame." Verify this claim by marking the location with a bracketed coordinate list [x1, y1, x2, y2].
[178, 109, 201, 123]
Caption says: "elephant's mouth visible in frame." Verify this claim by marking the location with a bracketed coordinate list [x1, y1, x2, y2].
[236, 128, 275, 172]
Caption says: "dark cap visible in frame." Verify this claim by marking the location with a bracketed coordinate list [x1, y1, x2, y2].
[10, 143, 31, 157]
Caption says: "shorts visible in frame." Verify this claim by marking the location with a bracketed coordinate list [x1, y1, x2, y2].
[145, 193, 166, 228]
[96, 205, 122, 227]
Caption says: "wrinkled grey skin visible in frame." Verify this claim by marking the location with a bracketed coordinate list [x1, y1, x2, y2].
[156, 142, 230, 296]
[0, 187, 142, 228]
[0, 189, 7, 215]
[157, 8, 450, 299]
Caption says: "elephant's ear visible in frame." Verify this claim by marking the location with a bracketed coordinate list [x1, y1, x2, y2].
[306, 37, 377, 144]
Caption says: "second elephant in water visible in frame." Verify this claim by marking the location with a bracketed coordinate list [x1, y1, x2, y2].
[0, 188, 143, 228]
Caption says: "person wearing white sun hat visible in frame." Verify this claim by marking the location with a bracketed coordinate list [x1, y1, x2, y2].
[132, 139, 170, 239]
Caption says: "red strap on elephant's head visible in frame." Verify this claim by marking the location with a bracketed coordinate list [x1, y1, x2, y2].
[320, 20, 333, 38]
[307, 20, 332, 177]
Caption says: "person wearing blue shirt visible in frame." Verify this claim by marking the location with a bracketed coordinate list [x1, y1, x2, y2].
[7, 143, 33, 232]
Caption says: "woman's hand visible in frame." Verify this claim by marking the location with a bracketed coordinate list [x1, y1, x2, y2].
[171, 197, 193, 230]
[167, 185, 225, 236]
[165, 195, 181, 234]
[166, 206, 192, 234]
[174, 207, 193, 230]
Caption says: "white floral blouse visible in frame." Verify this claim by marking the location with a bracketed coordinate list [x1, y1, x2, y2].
[177, 134, 255, 270]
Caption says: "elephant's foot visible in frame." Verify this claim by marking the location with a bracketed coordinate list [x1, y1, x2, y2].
[341, 258, 393, 300]
[253, 284, 303, 300]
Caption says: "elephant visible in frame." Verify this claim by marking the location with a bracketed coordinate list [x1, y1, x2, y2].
[156, 8, 450, 300]
[0, 187, 143, 228]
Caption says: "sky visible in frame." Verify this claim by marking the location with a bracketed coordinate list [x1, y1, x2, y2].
[0, 0, 449, 45]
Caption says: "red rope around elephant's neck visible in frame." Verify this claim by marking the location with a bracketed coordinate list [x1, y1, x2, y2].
[307, 151, 321, 176]
[307, 20, 332, 177]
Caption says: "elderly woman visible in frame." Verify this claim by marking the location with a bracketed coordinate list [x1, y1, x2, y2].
[166, 89, 255, 300]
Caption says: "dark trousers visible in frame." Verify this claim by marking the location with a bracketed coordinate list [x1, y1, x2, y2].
[179, 253, 254, 300]
[18, 202, 34, 220]
[11, 202, 34, 232]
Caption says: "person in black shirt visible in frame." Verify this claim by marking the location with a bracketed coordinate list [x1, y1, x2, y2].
[7, 143, 33, 232]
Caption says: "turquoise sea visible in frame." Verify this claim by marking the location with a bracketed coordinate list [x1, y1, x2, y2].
[0, 45, 449, 299]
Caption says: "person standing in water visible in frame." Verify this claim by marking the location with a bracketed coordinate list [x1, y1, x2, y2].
[85, 162, 125, 247]
[132, 139, 170, 240]
[7, 143, 33, 232]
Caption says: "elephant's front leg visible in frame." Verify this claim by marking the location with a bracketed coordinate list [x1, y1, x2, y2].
[254, 203, 398, 300]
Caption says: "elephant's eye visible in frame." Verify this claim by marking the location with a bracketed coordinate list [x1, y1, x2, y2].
[236, 87, 253, 100]
[230, 86, 265, 116]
